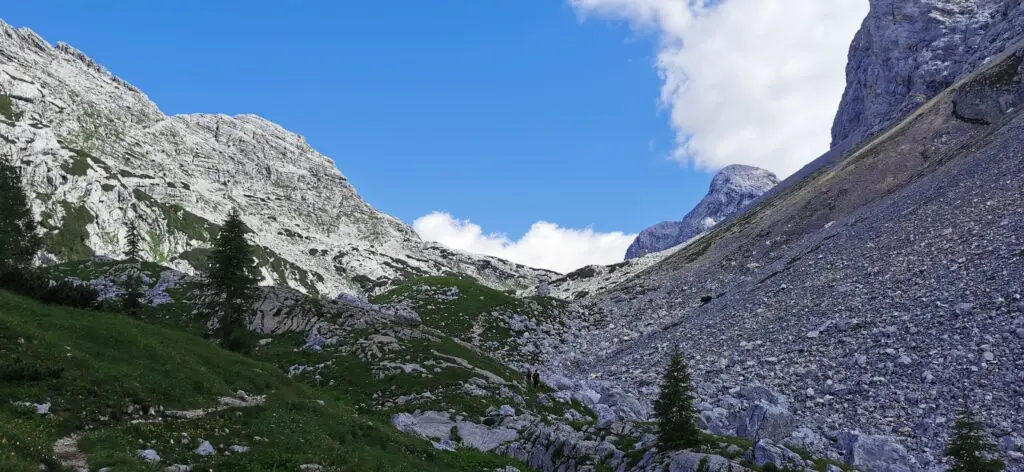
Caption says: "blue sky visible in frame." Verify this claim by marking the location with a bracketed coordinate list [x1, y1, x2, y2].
[3, 1, 866, 272]
[3, 3, 705, 227]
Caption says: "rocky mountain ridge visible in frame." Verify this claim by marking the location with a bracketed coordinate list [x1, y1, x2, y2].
[625, 165, 779, 260]
[5, 2, 1024, 469]
[554, 4, 1024, 469]
[832, 0, 1024, 151]
[0, 19, 553, 298]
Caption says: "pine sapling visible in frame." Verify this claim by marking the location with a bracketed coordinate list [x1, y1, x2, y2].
[653, 346, 702, 452]
[946, 408, 1005, 472]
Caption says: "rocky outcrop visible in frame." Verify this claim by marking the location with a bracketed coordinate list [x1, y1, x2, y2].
[0, 19, 554, 297]
[557, 18, 1024, 472]
[625, 165, 778, 259]
[836, 432, 918, 472]
[391, 409, 758, 472]
[695, 386, 796, 444]
[665, 452, 748, 472]
[392, 411, 456, 441]
[832, 0, 1024, 150]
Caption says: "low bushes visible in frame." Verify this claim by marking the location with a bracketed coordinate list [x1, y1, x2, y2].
[0, 268, 98, 309]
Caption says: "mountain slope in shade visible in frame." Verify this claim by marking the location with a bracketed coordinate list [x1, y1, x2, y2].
[625, 165, 778, 259]
[0, 19, 554, 296]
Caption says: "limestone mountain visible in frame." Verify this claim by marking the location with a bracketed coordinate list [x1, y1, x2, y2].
[555, 1, 1024, 469]
[832, 0, 1024, 151]
[625, 165, 779, 259]
[6, 1, 1024, 469]
[0, 19, 553, 298]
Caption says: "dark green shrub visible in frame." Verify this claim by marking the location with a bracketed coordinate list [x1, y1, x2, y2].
[0, 268, 98, 309]
[0, 356, 64, 382]
[946, 409, 1006, 472]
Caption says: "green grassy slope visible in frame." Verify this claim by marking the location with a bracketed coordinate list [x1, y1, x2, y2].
[372, 276, 571, 366]
[0, 290, 520, 471]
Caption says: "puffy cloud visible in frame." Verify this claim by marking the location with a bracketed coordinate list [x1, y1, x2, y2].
[572, 0, 868, 177]
[413, 212, 636, 273]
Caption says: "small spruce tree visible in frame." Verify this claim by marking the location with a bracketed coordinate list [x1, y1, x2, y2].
[653, 346, 701, 451]
[124, 219, 141, 261]
[121, 219, 144, 315]
[0, 159, 42, 269]
[203, 210, 260, 353]
[945, 408, 1005, 472]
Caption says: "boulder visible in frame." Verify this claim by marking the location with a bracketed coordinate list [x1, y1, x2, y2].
[593, 404, 618, 429]
[541, 373, 576, 390]
[455, 421, 519, 452]
[667, 451, 746, 472]
[391, 411, 455, 440]
[753, 439, 803, 469]
[785, 426, 826, 451]
[194, 440, 215, 456]
[137, 449, 160, 462]
[836, 432, 917, 472]
[432, 438, 457, 451]
[730, 399, 795, 443]
[698, 406, 731, 435]
[598, 388, 649, 421]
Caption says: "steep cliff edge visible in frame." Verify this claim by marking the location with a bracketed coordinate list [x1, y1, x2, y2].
[832, 0, 1024, 149]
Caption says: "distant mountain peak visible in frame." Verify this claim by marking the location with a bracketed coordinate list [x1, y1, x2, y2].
[625, 165, 778, 259]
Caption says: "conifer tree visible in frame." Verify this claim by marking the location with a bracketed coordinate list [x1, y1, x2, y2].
[0, 159, 41, 269]
[946, 408, 1005, 472]
[653, 347, 702, 451]
[121, 219, 144, 315]
[204, 210, 260, 353]
[124, 219, 141, 261]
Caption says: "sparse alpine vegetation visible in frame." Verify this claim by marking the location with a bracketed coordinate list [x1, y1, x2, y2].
[4, 1, 1024, 469]
[0, 290, 525, 471]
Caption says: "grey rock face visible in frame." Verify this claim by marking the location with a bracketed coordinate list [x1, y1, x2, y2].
[836, 432, 917, 472]
[551, 21, 1024, 470]
[728, 390, 795, 443]
[0, 19, 553, 298]
[666, 452, 746, 472]
[390, 411, 454, 440]
[626, 165, 778, 259]
[832, 0, 1024, 149]
[752, 440, 803, 470]
[455, 422, 518, 452]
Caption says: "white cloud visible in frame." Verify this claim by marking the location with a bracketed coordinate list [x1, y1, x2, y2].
[413, 212, 636, 274]
[572, 0, 868, 177]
